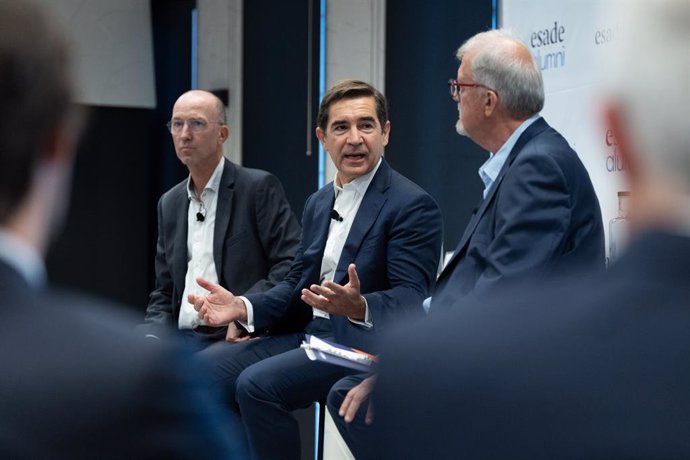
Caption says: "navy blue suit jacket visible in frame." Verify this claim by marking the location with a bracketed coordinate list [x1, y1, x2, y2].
[245, 159, 442, 352]
[0, 261, 242, 458]
[144, 160, 300, 334]
[374, 230, 690, 458]
[432, 117, 604, 310]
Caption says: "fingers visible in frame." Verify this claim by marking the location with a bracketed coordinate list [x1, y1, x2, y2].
[195, 276, 218, 292]
[339, 389, 360, 423]
[301, 288, 329, 310]
[347, 263, 360, 291]
[365, 401, 375, 425]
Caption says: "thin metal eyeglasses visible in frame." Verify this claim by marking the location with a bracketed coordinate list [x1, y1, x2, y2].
[448, 79, 497, 98]
[166, 119, 225, 134]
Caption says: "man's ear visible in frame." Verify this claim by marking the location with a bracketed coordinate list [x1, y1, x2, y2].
[483, 90, 499, 118]
[316, 127, 326, 147]
[381, 120, 391, 146]
[219, 124, 230, 143]
[604, 103, 639, 185]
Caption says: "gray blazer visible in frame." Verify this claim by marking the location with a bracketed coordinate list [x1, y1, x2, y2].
[144, 159, 301, 333]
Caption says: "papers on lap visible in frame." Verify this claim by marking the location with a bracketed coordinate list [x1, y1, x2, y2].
[301, 335, 378, 373]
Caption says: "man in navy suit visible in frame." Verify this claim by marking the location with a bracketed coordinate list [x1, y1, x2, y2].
[142, 89, 300, 348]
[0, 0, 243, 457]
[328, 29, 605, 459]
[374, 0, 690, 457]
[192, 80, 442, 458]
[432, 28, 604, 310]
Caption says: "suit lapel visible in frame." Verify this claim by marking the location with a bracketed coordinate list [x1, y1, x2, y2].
[172, 187, 190, 298]
[213, 160, 235, 281]
[333, 160, 390, 283]
[438, 118, 548, 282]
[304, 187, 335, 283]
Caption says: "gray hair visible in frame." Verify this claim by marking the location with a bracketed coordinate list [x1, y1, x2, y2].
[456, 29, 544, 119]
[604, 0, 690, 190]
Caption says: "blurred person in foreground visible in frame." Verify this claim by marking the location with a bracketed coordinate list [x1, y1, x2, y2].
[0, 0, 243, 457]
[373, 0, 690, 457]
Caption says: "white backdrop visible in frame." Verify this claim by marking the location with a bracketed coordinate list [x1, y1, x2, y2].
[501, 0, 625, 259]
[37, 0, 156, 108]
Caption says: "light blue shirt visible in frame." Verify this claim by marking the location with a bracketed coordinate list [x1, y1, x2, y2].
[478, 114, 541, 198]
[0, 229, 46, 288]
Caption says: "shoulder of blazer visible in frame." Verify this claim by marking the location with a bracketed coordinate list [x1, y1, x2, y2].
[504, 116, 550, 167]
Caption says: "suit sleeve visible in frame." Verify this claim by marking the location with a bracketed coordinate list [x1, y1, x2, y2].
[244, 194, 314, 331]
[474, 150, 571, 295]
[243, 174, 301, 294]
[363, 192, 442, 331]
[143, 198, 175, 329]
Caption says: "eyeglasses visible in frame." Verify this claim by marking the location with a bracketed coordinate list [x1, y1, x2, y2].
[448, 79, 497, 99]
[166, 119, 224, 134]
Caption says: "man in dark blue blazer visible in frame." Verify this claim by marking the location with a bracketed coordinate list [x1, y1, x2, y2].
[192, 80, 442, 458]
[432, 29, 604, 310]
[0, 1, 242, 457]
[328, 29, 605, 459]
[374, 1, 690, 457]
[142, 89, 300, 347]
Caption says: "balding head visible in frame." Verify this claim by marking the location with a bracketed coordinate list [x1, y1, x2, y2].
[174, 90, 227, 125]
[456, 29, 544, 120]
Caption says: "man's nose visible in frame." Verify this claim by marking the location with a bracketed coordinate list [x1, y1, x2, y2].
[346, 127, 363, 145]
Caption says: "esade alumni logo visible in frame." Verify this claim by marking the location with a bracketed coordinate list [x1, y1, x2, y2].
[530, 21, 566, 71]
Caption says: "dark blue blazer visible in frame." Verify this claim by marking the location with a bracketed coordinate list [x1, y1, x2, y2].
[432, 117, 604, 310]
[245, 159, 442, 352]
[374, 230, 690, 458]
[144, 160, 300, 333]
[0, 260, 242, 458]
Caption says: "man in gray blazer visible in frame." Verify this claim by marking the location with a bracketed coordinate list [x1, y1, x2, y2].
[142, 90, 301, 348]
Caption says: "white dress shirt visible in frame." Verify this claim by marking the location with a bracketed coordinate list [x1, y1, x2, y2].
[178, 157, 225, 329]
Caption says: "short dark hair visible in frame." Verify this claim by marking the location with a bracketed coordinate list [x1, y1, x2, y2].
[316, 79, 388, 132]
[0, 0, 74, 223]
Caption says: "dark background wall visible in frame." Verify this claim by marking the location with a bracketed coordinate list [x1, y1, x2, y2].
[385, 0, 493, 250]
[242, 0, 320, 217]
[45, 0, 492, 309]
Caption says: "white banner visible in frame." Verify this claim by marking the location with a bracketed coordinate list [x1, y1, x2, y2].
[501, 0, 625, 261]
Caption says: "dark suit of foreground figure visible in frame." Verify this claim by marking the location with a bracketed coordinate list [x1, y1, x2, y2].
[0, 0, 241, 457]
[375, 1, 690, 457]
[0, 262, 240, 458]
[143, 89, 300, 345]
[193, 80, 442, 459]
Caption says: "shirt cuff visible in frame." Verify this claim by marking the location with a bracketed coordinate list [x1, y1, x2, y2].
[348, 296, 373, 328]
[238, 296, 255, 333]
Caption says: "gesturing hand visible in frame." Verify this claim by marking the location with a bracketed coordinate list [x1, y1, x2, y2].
[300, 264, 366, 320]
[189, 277, 247, 325]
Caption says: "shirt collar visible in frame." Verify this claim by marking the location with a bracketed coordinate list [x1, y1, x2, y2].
[479, 114, 541, 189]
[0, 228, 46, 288]
[334, 157, 382, 198]
[186, 156, 225, 200]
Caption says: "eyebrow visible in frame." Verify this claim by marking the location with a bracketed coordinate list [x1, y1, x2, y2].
[330, 116, 377, 127]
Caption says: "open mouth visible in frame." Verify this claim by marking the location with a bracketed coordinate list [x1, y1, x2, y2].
[343, 153, 366, 160]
